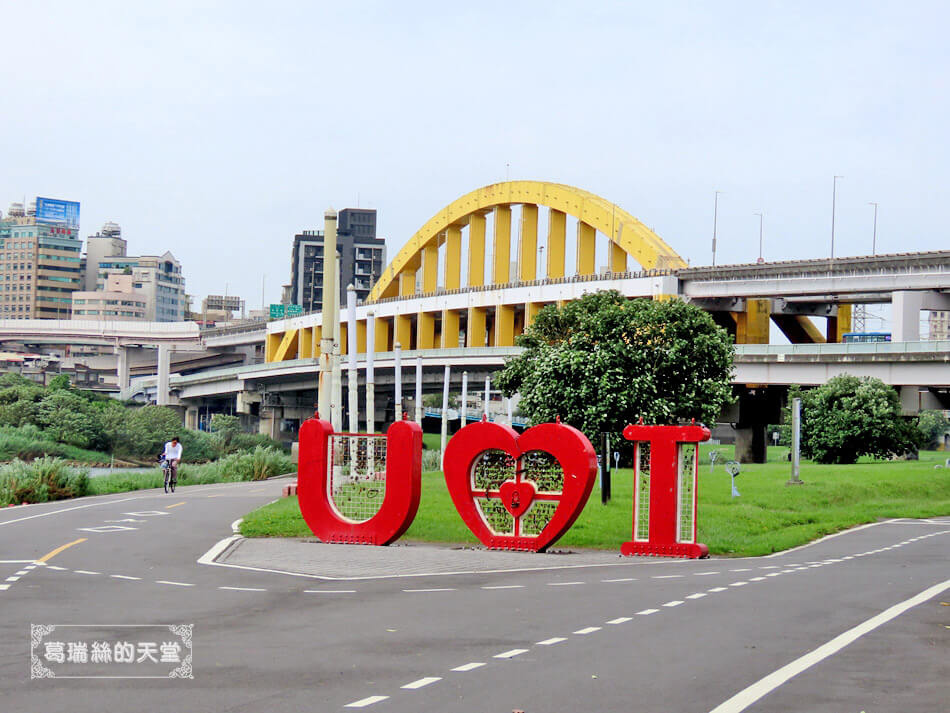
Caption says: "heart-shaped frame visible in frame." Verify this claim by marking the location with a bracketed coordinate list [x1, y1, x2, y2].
[443, 419, 597, 551]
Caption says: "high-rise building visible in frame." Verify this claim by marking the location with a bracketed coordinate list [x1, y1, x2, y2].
[71, 274, 148, 321]
[289, 208, 386, 313]
[95, 252, 186, 321]
[83, 221, 126, 290]
[0, 197, 83, 319]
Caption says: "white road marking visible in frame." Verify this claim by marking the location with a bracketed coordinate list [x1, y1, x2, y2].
[0, 560, 35, 563]
[0, 584, 9, 590]
[403, 588, 455, 593]
[45, 565, 67, 571]
[24, 565, 35, 570]
[637, 608, 659, 615]
[0, 496, 143, 527]
[694, 571, 720, 576]
[765, 573, 782, 577]
[481, 585, 524, 590]
[104, 519, 145, 524]
[708, 587, 727, 592]
[155, 580, 194, 587]
[124, 511, 170, 517]
[494, 649, 528, 659]
[231, 518, 243, 533]
[111, 575, 141, 581]
[78, 525, 137, 533]
[219, 586, 267, 592]
[602, 577, 636, 582]
[707, 578, 950, 713]
[652, 575, 683, 579]
[74, 570, 100, 575]
[749, 577, 766, 582]
[451, 662, 485, 672]
[303, 589, 357, 594]
[686, 593, 707, 600]
[574, 626, 601, 634]
[15, 570, 28, 576]
[537, 637, 568, 645]
[759, 566, 780, 569]
[402, 677, 441, 689]
[345, 695, 389, 708]
[548, 581, 585, 586]
[663, 600, 684, 607]
[729, 582, 748, 587]
[607, 617, 633, 624]
[730, 568, 752, 572]
[5, 576, 20, 582]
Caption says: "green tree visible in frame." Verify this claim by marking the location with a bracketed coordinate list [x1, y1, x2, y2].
[46, 374, 71, 391]
[495, 291, 735, 437]
[917, 410, 950, 450]
[800, 374, 921, 464]
[123, 405, 181, 458]
[36, 391, 104, 449]
[210, 413, 241, 448]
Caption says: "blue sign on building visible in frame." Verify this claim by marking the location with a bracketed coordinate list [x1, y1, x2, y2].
[35, 197, 80, 227]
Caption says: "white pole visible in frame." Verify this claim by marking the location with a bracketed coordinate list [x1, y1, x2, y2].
[440, 365, 450, 468]
[788, 397, 803, 485]
[347, 285, 358, 433]
[506, 396, 512, 425]
[317, 209, 337, 421]
[331, 255, 342, 432]
[394, 342, 402, 420]
[415, 357, 423, 423]
[484, 376, 490, 418]
[366, 311, 375, 434]
[460, 371, 468, 427]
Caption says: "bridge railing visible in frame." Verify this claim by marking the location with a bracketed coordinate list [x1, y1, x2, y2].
[736, 340, 950, 357]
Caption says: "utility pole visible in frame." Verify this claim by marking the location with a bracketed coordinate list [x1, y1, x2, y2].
[317, 209, 337, 421]
[754, 212, 764, 263]
[831, 176, 843, 258]
[868, 202, 879, 255]
[711, 190, 721, 266]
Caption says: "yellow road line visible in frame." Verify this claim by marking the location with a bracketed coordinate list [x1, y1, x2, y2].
[35, 538, 86, 563]
[165, 502, 186, 509]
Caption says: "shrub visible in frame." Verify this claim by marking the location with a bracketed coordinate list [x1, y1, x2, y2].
[0, 457, 90, 506]
[214, 446, 295, 481]
[421, 448, 442, 472]
[36, 390, 105, 450]
[230, 431, 288, 453]
[178, 429, 223, 462]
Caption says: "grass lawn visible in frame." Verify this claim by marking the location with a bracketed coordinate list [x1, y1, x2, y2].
[239, 445, 950, 557]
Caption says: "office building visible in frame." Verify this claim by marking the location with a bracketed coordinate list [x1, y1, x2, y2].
[71, 274, 147, 321]
[289, 208, 386, 313]
[0, 197, 83, 319]
[83, 221, 127, 290]
[95, 252, 186, 321]
[931, 311, 949, 341]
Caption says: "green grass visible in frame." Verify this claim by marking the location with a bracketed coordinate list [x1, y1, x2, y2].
[0, 426, 114, 464]
[239, 447, 950, 556]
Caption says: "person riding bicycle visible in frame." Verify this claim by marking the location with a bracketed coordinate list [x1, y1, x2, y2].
[160, 437, 183, 488]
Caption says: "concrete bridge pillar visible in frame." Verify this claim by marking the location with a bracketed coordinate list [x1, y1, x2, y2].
[116, 346, 130, 392]
[732, 387, 785, 464]
[157, 345, 172, 406]
[892, 290, 950, 342]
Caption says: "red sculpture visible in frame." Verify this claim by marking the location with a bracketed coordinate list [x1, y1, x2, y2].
[621, 421, 710, 559]
[443, 418, 597, 551]
[297, 415, 422, 546]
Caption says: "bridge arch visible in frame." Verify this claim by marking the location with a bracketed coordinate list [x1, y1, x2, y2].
[368, 180, 686, 302]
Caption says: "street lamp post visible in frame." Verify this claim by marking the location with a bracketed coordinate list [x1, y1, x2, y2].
[831, 175, 843, 258]
[754, 212, 764, 263]
[868, 202, 879, 255]
[711, 190, 721, 266]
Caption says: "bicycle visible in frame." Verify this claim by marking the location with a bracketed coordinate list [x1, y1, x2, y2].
[161, 457, 176, 493]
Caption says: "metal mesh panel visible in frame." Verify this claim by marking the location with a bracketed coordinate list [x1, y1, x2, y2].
[327, 434, 387, 523]
[473, 449, 516, 535]
[635, 443, 651, 541]
[677, 444, 696, 543]
[521, 450, 562, 492]
[521, 502, 558, 535]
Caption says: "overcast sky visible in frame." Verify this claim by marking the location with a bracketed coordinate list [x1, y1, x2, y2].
[2, 1, 947, 309]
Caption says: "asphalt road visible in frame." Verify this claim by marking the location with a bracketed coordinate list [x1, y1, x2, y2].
[0, 480, 947, 712]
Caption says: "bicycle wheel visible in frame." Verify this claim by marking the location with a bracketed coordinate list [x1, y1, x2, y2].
[164, 469, 170, 494]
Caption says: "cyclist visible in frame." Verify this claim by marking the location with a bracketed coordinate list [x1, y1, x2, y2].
[160, 437, 183, 491]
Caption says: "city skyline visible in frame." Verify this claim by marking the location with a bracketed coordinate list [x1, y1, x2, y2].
[2, 2, 947, 308]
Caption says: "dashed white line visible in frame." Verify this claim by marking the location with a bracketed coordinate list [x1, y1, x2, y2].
[5, 576, 20, 582]
[686, 593, 707, 600]
[602, 577, 636, 583]
[45, 565, 67, 571]
[219, 586, 267, 592]
[694, 571, 720, 576]
[402, 677, 441, 689]
[494, 649, 528, 659]
[749, 577, 766, 582]
[481, 585, 524, 590]
[730, 568, 752, 572]
[663, 600, 684, 607]
[607, 617, 633, 624]
[451, 662, 485, 672]
[759, 565, 780, 570]
[637, 608, 659, 615]
[403, 588, 456, 593]
[110, 575, 141, 581]
[155, 580, 194, 587]
[15, 570, 28, 576]
[729, 582, 748, 587]
[537, 637, 568, 645]
[765, 573, 782, 577]
[574, 626, 601, 634]
[652, 574, 684, 579]
[0, 584, 9, 591]
[708, 587, 727, 593]
[548, 581, 585, 586]
[303, 589, 356, 594]
[345, 695, 389, 708]
[74, 570, 100, 575]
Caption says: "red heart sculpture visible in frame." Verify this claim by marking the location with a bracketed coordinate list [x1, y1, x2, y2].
[443, 419, 597, 552]
[499, 480, 536, 518]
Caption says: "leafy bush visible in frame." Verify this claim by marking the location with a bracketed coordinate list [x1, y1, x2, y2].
[421, 448, 442, 472]
[0, 425, 109, 463]
[214, 446, 295, 481]
[918, 410, 950, 450]
[0, 457, 89, 506]
[210, 413, 241, 446]
[230, 431, 288, 453]
[36, 390, 105, 450]
[800, 375, 923, 464]
[178, 429, 223, 462]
